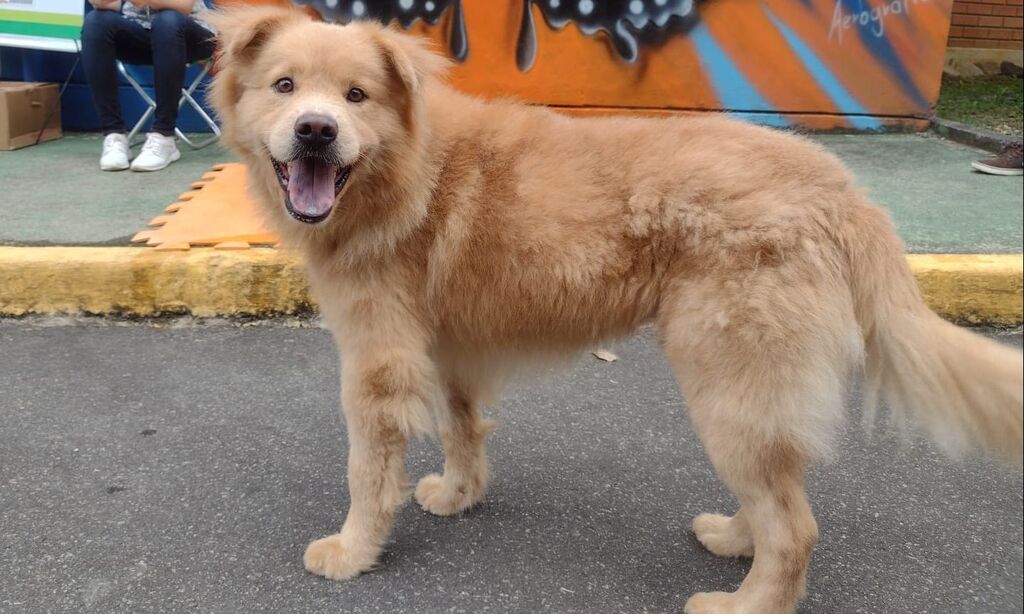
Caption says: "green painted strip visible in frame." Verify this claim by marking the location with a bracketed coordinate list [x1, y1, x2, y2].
[0, 20, 81, 40]
[0, 9, 83, 27]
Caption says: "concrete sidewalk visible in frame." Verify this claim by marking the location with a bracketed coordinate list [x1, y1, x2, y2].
[0, 321, 1020, 613]
[1, 132, 1021, 252]
[0, 133, 231, 247]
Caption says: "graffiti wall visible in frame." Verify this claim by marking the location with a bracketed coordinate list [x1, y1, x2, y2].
[296, 0, 955, 130]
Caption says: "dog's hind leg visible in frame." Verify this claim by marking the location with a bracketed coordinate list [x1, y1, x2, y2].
[415, 383, 493, 516]
[658, 269, 858, 613]
[678, 416, 819, 614]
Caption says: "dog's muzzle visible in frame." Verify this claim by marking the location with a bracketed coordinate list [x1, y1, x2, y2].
[271, 113, 353, 224]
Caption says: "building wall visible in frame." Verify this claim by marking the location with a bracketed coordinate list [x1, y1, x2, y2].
[947, 0, 1024, 49]
[0, 0, 962, 132]
[307, 0, 956, 131]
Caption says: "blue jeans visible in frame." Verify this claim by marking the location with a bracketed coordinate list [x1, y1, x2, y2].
[81, 8, 215, 136]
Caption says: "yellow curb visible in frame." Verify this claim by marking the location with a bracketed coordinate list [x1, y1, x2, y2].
[0, 247, 311, 317]
[907, 254, 1023, 326]
[0, 248, 1021, 324]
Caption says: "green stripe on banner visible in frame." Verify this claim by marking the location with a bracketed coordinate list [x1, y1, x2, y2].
[0, 20, 81, 40]
[0, 9, 83, 27]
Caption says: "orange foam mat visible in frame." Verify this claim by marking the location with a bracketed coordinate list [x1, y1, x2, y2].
[132, 163, 280, 251]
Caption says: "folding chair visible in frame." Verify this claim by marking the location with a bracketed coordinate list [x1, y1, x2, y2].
[116, 58, 221, 150]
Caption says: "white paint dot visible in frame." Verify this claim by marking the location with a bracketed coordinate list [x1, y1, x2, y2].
[399, 0, 413, 9]
[550, 0, 560, 7]
[681, 0, 693, 12]
[655, 0, 667, 5]
[425, 0, 435, 10]
[325, 0, 337, 8]
[629, 0, 643, 13]
[351, 0, 365, 16]
[578, 0, 593, 15]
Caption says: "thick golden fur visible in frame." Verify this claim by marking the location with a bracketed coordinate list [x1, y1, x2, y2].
[208, 7, 1024, 613]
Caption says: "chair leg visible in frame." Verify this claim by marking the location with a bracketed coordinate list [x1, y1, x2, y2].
[175, 91, 221, 149]
[176, 63, 221, 150]
[117, 61, 221, 150]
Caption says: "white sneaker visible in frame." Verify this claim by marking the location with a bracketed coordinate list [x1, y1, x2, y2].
[130, 133, 181, 172]
[100, 133, 130, 171]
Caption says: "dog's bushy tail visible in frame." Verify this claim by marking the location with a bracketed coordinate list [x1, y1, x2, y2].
[843, 204, 1023, 464]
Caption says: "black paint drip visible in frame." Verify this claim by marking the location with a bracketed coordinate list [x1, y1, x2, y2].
[292, 0, 702, 71]
[449, 0, 469, 61]
[517, 0, 538, 71]
[517, 0, 703, 71]
[296, 0, 469, 61]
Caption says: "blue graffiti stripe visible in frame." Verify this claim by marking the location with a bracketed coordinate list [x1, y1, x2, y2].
[689, 23, 790, 128]
[838, 0, 929, 110]
[764, 7, 882, 130]
[728, 112, 796, 127]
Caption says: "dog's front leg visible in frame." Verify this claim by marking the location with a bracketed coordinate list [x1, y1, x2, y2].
[304, 349, 437, 581]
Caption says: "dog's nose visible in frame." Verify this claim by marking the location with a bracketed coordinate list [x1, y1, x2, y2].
[294, 113, 337, 146]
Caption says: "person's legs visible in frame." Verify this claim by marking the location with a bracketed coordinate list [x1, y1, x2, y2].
[80, 9, 152, 135]
[131, 12, 214, 171]
[149, 11, 216, 136]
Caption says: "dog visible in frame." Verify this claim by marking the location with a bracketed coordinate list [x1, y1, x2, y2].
[206, 7, 1023, 612]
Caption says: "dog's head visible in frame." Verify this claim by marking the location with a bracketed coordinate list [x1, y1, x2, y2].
[208, 7, 445, 227]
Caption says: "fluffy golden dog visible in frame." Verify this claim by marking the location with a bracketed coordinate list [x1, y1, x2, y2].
[208, 7, 1023, 612]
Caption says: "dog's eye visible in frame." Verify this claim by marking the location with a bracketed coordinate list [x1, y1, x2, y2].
[346, 87, 366, 103]
[273, 78, 294, 94]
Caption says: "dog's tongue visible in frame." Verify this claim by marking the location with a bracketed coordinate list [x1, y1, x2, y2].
[287, 159, 337, 218]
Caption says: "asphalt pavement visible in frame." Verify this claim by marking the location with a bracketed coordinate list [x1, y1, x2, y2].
[0, 320, 1021, 613]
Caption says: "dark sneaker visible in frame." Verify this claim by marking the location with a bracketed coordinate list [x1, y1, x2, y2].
[971, 142, 1023, 176]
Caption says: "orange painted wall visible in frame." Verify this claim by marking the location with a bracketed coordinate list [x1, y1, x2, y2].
[236, 0, 957, 130]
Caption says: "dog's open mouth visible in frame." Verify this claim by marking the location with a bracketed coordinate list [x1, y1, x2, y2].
[272, 157, 352, 224]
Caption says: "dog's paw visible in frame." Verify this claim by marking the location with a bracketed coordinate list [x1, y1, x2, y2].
[303, 534, 377, 581]
[414, 473, 481, 516]
[684, 591, 739, 614]
[693, 513, 754, 558]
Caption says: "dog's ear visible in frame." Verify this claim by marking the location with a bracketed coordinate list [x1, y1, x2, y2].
[372, 26, 449, 95]
[206, 6, 307, 142]
[205, 6, 307, 65]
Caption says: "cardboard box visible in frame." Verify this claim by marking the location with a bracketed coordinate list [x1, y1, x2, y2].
[0, 81, 62, 151]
